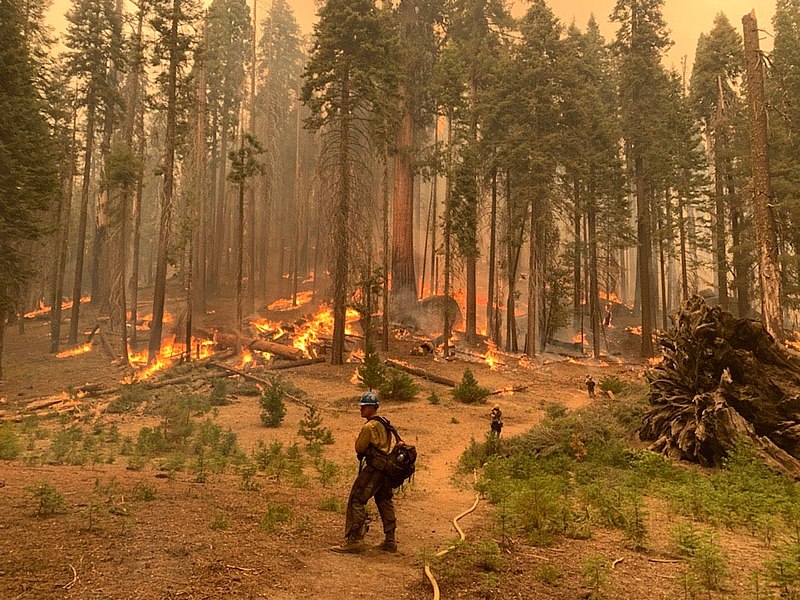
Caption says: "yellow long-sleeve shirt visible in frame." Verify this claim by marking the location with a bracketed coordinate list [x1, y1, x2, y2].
[355, 418, 391, 456]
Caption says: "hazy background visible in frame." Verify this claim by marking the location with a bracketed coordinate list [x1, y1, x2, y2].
[46, 0, 776, 75]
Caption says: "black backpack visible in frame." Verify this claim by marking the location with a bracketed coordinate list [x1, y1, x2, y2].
[366, 416, 417, 489]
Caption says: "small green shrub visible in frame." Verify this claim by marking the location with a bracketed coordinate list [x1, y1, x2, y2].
[582, 555, 609, 600]
[474, 540, 504, 572]
[131, 482, 157, 501]
[259, 378, 287, 427]
[211, 513, 229, 531]
[315, 458, 340, 487]
[28, 482, 66, 517]
[534, 564, 561, 586]
[259, 503, 291, 532]
[686, 532, 730, 593]
[107, 383, 149, 413]
[378, 369, 419, 402]
[764, 542, 800, 598]
[318, 497, 345, 513]
[298, 405, 334, 447]
[598, 375, 626, 395]
[208, 379, 229, 406]
[0, 424, 21, 460]
[427, 391, 440, 405]
[452, 368, 490, 404]
[357, 341, 386, 390]
[238, 462, 260, 491]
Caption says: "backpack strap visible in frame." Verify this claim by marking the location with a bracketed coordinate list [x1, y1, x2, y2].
[368, 415, 403, 445]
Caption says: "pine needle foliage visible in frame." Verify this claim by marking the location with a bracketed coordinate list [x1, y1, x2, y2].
[452, 368, 490, 404]
[357, 341, 386, 390]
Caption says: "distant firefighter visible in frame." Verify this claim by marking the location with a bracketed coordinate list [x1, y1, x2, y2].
[490, 404, 503, 438]
[584, 375, 596, 398]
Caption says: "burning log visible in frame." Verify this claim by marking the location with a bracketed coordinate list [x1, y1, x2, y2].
[384, 359, 458, 387]
[640, 296, 800, 478]
[215, 333, 305, 361]
[250, 339, 306, 361]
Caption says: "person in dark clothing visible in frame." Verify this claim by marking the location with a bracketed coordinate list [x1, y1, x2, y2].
[330, 391, 398, 554]
[490, 404, 503, 438]
[585, 375, 596, 398]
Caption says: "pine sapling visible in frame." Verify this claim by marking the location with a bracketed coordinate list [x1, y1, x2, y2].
[452, 368, 491, 404]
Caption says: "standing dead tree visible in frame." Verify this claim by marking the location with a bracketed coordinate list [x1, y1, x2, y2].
[640, 296, 800, 478]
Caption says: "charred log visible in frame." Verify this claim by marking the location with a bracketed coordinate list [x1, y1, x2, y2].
[640, 296, 800, 478]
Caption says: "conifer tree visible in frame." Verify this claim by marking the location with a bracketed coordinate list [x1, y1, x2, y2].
[0, 0, 58, 377]
[147, 0, 201, 363]
[64, 0, 123, 344]
[611, 0, 671, 357]
[302, 0, 398, 364]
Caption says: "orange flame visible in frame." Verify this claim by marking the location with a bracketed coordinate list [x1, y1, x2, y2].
[647, 356, 664, 366]
[348, 349, 365, 363]
[785, 339, 800, 353]
[56, 343, 93, 358]
[572, 333, 586, 345]
[484, 340, 504, 370]
[237, 348, 254, 370]
[292, 306, 360, 358]
[268, 290, 314, 312]
[128, 335, 215, 381]
[252, 318, 285, 337]
[626, 326, 643, 336]
[350, 369, 360, 385]
[25, 296, 91, 319]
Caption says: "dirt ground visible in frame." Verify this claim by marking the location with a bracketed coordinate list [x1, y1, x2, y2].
[0, 288, 775, 599]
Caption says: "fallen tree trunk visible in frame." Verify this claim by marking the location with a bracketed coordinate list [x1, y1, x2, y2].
[215, 332, 307, 361]
[385, 359, 457, 387]
[250, 339, 306, 361]
[206, 363, 315, 409]
[266, 357, 326, 370]
[640, 295, 800, 478]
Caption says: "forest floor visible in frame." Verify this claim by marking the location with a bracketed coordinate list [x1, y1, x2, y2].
[0, 282, 794, 599]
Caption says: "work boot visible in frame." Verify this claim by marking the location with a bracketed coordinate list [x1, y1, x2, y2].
[378, 534, 398, 553]
[329, 539, 365, 554]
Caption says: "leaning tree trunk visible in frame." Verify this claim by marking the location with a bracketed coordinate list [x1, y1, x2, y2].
[742, 10, 784, 343]
[69, 100, 96, 344]
[641, 296, 800, 478]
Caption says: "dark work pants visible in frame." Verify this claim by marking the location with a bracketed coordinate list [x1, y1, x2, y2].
[344, 464, 396, 541]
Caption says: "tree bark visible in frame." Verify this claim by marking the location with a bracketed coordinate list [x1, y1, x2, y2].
[635, 153, 654, 357]
[50, 105, 77, 354]
[742, 10, 784, 342]
[68, 100, 96, 344]
[713, 122, 729, 310]
[148, 0, 181, 364]
[392, 96, 416, 303]
[382, 150, 390, 352]
[331, 67, 351, 365]
[487, 164, 498, 343]
[588, 186, 601, 359]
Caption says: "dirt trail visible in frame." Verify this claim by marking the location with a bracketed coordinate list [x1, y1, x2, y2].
[269, 360, 596, 600]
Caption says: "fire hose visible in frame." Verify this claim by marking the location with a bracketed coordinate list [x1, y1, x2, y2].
[424, 472, 481, 600]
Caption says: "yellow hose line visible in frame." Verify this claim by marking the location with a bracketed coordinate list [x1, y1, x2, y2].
[424, 564, 441, 600]
[425, 490, 481, 597]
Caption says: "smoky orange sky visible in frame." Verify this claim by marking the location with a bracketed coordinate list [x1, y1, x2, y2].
[47, 0, 776, 73]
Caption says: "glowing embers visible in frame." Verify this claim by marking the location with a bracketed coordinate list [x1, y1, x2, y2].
[267, 290, 314, 312]
[25, 296, 91, 319]
[291, 306, 359, 358]
[56, 343, 93, 358]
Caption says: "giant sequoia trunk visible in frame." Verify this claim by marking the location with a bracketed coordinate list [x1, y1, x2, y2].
[640, 296, 800, 478]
